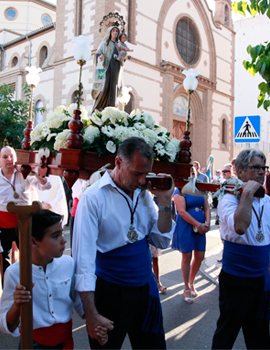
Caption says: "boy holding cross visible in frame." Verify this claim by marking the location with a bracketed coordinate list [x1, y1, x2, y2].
[0, 210, 107, 348]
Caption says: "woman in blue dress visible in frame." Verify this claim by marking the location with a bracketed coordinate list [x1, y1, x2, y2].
[172, 168, 210, 303]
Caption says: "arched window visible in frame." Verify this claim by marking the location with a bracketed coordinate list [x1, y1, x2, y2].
[222, 118, 226, 145]
[175, 17, 200, 65]
[71, 91, 78, 103]
[39, 46, 48, 67]
[224, 5, 229, 26]
[125, 93, 135, 114]
[11, 56, 18, 67]
[35, 100, 44, 125]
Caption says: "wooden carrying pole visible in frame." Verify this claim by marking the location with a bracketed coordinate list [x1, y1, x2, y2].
[7, 201, 41, 350]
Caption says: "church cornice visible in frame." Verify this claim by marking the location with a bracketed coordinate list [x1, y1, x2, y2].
[2, 23, 55, 48]
[160, 60, 216, 90]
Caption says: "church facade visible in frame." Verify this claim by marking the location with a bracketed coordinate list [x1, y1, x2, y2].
[0, 0, 235, 169]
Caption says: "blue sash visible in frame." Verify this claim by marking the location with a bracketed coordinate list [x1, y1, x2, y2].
[223, 241, 270, 278]
[96, 237, 152, 286]
[223, 240, 270, 318]
[96, 238, 164, 334]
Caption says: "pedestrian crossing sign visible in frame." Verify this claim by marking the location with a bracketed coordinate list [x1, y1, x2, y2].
[234, 115, 260, 143]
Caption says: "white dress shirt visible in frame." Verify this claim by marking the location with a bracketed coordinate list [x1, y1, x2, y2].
[213, 175, 223, 183]
[72, 171, 175, 292]
[218, 193, 270, 246]
[36, 175, 68, 226]
[0, 255, 84, 337]
[71, 178, 89, 200]
[0, 169, 51, 212]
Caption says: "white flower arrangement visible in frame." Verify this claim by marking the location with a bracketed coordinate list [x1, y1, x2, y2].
[30, 104, 90, 153]
[84, 126, 100, 144]
[83, 107, 180, 162]
[67, 103, 88, 120]
[31, 105, 180, 162]
[54, 129, 70, 151]
[30, 122, 50, 144]
[47, 111, 71, 129]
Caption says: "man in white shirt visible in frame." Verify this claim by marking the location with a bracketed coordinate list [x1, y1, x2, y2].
[0, 146, 51, 276]
[72, 137, 175, 349]
[220, 164, 232, 183]
[212, 149, 270, 349]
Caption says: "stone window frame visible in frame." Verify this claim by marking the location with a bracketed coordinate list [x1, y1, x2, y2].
[71, 90, 78, 104]
[224, 4, 230, 26]
[5, 7, 18, 21]
[41, 13, 52, 26]
[34, 94, 47, 123]
[39, 45, 48, 68]
[173, 14, 201, 67]
[10, 54, 19, 68]
[220, 114, 229, 150]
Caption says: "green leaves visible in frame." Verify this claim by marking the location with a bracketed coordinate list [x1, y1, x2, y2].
[233, 1, 270, 110]
[0, 83, 45, 149]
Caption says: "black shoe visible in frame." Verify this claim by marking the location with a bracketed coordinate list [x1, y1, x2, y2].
[217, 259, 222, 263]
[215, 218, 219, 225]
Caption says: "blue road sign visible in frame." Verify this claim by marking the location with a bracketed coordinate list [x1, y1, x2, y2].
[234, 115, 260, 143]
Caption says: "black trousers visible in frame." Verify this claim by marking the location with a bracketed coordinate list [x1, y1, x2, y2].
[88, 277, 166, 350]
[0, 227, 19, 276]
[212, 270, 270, 350]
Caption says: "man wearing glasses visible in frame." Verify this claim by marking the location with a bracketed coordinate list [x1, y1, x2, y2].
[212, 149, 270, 349]
[221, 164, 233, 183]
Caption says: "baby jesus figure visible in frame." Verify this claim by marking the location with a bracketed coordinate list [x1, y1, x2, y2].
[117, 33, 133, 64]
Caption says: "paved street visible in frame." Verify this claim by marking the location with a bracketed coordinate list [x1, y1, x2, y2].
[0, 208, 246, 349]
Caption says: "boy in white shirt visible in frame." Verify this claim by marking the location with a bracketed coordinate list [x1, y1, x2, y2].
[0, 210, 107, 349]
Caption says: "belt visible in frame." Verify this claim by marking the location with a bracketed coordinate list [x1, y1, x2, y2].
[189, 207, 202, 212]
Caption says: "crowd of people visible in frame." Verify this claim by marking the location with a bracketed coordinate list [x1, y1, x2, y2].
[0, 139, 270, 350]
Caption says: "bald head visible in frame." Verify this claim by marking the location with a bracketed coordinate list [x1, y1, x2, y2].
[0, 147, 17, 174]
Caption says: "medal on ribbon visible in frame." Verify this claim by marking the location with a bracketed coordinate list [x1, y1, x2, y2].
[127, 225, 138, 243]
[115, 188, 140, 243]
[252, 205, 264, 243]
[13, 192, 20, 199]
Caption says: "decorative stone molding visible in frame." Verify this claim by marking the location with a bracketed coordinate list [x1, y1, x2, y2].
[160, 61, 216, 91]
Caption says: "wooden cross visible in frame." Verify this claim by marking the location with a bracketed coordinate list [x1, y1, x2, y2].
[7, 201, 41, 350]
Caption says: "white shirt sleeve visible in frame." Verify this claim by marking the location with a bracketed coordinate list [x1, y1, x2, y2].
[218, 194, 238, 234]
[0, 265, 21, 336]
